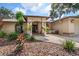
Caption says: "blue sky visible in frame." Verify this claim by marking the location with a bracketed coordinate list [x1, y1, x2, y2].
[0, 3, 79, 20]
[0, 3, 51, 16]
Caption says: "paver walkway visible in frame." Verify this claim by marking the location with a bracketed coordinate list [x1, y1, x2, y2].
[34, 34, 79, 48]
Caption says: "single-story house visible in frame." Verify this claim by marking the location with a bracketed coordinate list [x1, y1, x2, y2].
[0, 15, 49, 35]
[52, 16, 79, 36]
[1, 15, 79, 36]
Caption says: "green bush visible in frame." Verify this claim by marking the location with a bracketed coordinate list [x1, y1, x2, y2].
[6, 32, 19, 42]
[31, 36, 35, 41]
[63, 40, 75, 52]
[25, 34, 35, 41]
[0, 30, 6, 38]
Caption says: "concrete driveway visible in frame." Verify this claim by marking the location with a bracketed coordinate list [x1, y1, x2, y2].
[67, 35, 79, 42]
[34, 34, 79, 48]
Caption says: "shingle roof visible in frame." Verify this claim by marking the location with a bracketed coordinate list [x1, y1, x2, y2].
[2, 19, 25, 22]
[53, 16, 79, 23]
[0, 15, 50, 22]
[24, 15, 50, 18]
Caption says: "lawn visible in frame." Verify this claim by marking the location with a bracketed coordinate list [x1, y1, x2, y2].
[0, 38, 79, 56]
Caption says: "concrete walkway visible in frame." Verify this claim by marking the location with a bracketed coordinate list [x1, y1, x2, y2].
[34, 34, 79, 48]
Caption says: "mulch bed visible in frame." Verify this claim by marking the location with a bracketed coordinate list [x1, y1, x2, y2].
[0, 38, 79, 56]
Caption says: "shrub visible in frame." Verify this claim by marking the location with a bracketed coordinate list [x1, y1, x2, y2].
[63, 40, 75, 52]
[25, 34, 35, 41]
[30, 36, 35, 41]
[6, 32, 19, 42]
[0, 30, 6, 38]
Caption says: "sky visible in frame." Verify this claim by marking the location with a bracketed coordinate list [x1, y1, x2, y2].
[0, 3, 51, 16]
[0, 3, 79, 20]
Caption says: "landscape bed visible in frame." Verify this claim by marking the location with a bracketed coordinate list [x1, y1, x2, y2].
[0, 38, 79, 56]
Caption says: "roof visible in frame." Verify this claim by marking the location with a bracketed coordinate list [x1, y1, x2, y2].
[53, 16, 79, 23]
[2, 19, 25, 22]
[0, 15, 50, 22]
[1, 16, 79, 23]
[24, 15, 50, 18]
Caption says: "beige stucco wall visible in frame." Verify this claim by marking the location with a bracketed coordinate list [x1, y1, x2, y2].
[68, 19, 75, 34]
[27, 17, 47, 22]
[52, 19, 73, 34]
[74, 19, 79, 35]
[64, 18, 79, 35]
[23, 23, 27, 33]
[38, 23, 42, 33]
[27, 17, 47, 34]
[1, 22, 32, 34]
[1, 17, 48, 34]
[1, 22, 16, 34]
[52, 17, 79, 35]
[47, 22, 53, 30]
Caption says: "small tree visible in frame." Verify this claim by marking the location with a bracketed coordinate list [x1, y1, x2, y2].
[16, 11, 24, 33]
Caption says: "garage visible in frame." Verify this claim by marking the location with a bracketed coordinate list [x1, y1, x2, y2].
[74, 19, 79, 35]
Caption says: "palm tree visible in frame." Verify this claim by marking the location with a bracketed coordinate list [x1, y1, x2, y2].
[50, 3, 79, 20]
[15, 11, 24, 33]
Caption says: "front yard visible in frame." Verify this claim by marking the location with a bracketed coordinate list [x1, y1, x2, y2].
[0, 30, 79, 56]
[0, 38, 79, 56]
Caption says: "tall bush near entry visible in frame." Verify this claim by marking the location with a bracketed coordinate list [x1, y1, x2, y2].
[14, 11, 25, 55]
[16, 11, 24, 33]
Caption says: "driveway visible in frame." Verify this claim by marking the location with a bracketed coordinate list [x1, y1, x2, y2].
[50, 34, 79, 42]
[34, 34, 79, 48]
[34, 34, 70, 44]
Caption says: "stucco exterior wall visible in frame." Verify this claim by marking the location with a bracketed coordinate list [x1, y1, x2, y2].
[23, 23, 27, 33]
[1, 22, 32, 34]
[52, 18, 79, 35]
[1, 17, 48, 34]
[47, 22, 53, 30]
[1, 22, 16, 34]
[52, 19, 70, 34]
[27, 17, 47, 22]
[68, 19, 75, 34]
[27, 17, 47, 34]
[74, 19, 79, 35]
[38, 23, 42, 33]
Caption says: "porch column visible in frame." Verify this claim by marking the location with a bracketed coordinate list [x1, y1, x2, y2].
[38, 22, 41, 34]
[42, 22, 47, 36]
[26, 20, 32, 36]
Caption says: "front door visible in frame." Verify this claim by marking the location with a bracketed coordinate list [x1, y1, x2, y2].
[32, 24, 38, 33]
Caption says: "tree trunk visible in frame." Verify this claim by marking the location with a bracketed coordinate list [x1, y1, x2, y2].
[20, 25, 23, 33]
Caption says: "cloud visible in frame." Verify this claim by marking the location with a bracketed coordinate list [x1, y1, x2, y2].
[31, 6, 37, 12]
[13, 7, 26, 14]
[21, 3, 51, 16]
[41, 4, 51, 15]
[21, 3, 38, 8]
[30, 3, 51, 16]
